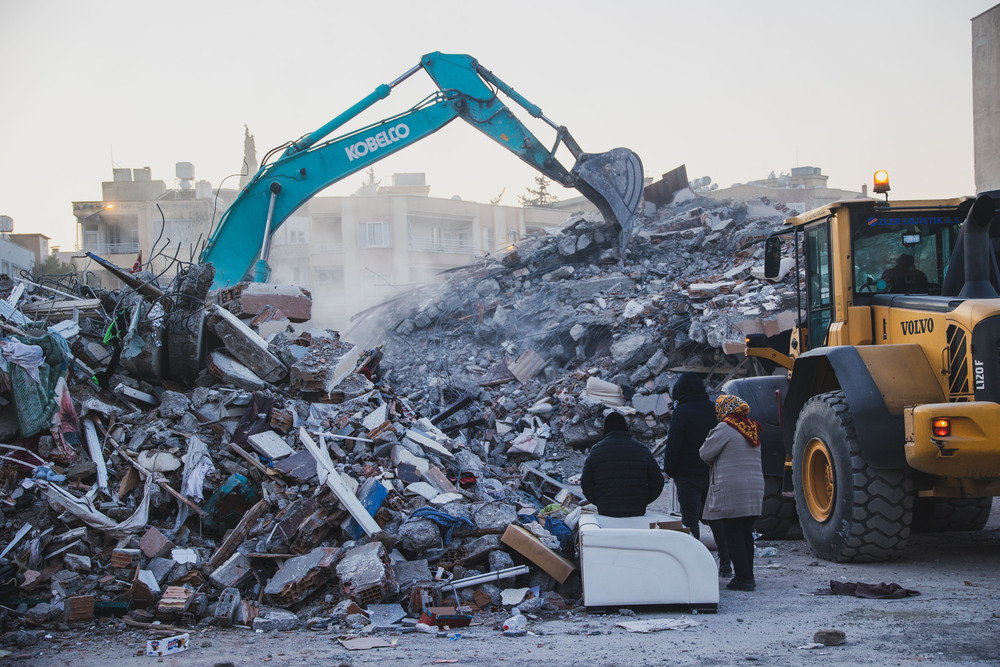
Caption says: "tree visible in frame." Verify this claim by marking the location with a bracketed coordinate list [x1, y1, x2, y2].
[517, 176, 557, 207]
[32, 254, 76, 281]
[354, 167, 381, 195]
[490, 188, 505, 205]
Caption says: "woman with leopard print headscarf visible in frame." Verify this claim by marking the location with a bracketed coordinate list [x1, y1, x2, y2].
[699, 395, 765, 591]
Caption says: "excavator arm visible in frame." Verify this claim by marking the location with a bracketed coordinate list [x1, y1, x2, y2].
[200, 52, 643, 287]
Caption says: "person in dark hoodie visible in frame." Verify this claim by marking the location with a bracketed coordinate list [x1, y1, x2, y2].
[663, 372, 732, 577]
[581, 412, 664, 517]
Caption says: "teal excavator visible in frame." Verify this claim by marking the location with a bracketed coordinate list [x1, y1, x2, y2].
[200, 52, 644, 287]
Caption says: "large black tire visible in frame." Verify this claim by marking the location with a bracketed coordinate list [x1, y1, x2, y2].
[755, 476, 797, 539]
[912, 496, 993, 533]
[792, 391, 913, 562]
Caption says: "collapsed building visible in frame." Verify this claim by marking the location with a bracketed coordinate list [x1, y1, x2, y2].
[0, 189, 797, 651]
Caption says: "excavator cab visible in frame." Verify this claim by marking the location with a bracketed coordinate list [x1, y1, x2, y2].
[571, 147, 645, 246]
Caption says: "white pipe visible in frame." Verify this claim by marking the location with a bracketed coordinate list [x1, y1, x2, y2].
[448, 565, 529, 590]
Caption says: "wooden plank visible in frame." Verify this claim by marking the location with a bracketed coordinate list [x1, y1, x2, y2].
[299, 428, 380, 536]
[226, 440, 273, 477]
[208, 498, 270, 568]
[156, 481, 208, 519]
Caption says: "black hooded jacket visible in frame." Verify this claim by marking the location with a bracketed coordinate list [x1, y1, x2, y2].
[581, 422, 664, 518]
[663, 372, 716, 480]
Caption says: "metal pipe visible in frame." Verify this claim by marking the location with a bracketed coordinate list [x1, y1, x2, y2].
[390, 63, 423, 88]
[14, 276, 81, 301]
[254, 184, 281, 282]
[448, 565, 529, 590]
[259, 186, 280, 262]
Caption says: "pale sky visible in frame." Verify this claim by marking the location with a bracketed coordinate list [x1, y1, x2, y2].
[1, 0, 996, 251]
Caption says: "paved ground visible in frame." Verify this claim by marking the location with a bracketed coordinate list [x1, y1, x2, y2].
[10, 501, 1000, 666]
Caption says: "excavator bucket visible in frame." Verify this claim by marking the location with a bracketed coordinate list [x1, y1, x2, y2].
[572, 147, 644, 250]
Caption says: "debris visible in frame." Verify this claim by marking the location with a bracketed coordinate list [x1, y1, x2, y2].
[337, 542, 399, 605]
[500, 525, 576, 584]
[339, 637, 393, 650]
[812, 581, 920, 599]
[616, 618, 700, 633]
[145, 633, 189, 657]
[813, 628, 847, 646]
[209, 552, 253, 589]
[264, 547, 340, 606]
[0, 190, 811, 644]
[246, 430, 294, 460]
[502, 612, 527, 631]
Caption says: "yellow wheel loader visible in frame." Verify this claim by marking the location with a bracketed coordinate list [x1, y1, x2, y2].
[727, 175, 999, 562]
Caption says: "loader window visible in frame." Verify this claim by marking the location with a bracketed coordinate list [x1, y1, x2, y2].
[851, 210, 963, 296]
[805, 224, 833, 349]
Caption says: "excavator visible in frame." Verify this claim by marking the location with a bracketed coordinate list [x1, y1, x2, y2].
[200, 52, 644, 287]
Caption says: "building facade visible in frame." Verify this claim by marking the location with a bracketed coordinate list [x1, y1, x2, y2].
[8, 233, 50, 268]
[266, 173, 568, 330]
[973, 4, 1000, 193]
[72, 168, 568, 330]
[701, 166, 864, 213]
[71, 165, 237, 289]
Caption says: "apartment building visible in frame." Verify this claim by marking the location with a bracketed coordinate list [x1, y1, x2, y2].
[72, 167, 568, 329]
[267, 173, 568, 330]
[71, 164, 236, 289]
[0, 216, 37, 277]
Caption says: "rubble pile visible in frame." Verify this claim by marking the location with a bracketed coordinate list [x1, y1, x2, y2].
[0, 190, 802, 651]
[365, 192, 799, 471]
[0, 259, 603, 649]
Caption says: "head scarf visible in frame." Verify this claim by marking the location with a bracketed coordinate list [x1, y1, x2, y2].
[671, 372, 709, 405]
[715, 395, 761, 447]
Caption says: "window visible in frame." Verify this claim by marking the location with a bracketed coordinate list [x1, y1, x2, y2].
[285, 216, 309, 245]
[805, 223, 832, 349]
[359, 221, 391, 248]
[851, 208, 961, 296]
[312, 214, 343, 252]
[158, 218, 193, 246]
[407, 215, 474, 253]
[316, 268, 344, 289]
[508, 229, 519, 243]
[483, 228, 494, 252]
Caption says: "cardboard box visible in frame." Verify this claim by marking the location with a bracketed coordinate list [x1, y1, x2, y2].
[500, 524, 575, 584]
[649, 520, 691, 534]
[145, 633, 189, 657]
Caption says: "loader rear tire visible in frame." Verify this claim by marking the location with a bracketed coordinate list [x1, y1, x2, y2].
[792, 391, 912, 562]
[912, 496, 993, 533]
[755, 476, 797, 539]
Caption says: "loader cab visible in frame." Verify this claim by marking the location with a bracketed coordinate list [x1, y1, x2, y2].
[849, 203, 965, 299]
[772, 197, 973, 351]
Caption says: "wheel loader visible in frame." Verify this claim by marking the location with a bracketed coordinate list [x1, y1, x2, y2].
[727, 173, 1000, 562]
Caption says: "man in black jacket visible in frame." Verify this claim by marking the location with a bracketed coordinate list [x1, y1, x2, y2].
[663, 372, 732, 576]
[581, 412, 664, 517]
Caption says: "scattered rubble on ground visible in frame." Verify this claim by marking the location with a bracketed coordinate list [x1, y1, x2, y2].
[0, 190, 798, 655]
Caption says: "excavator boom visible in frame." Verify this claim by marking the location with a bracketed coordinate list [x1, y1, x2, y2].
[200, 52, 643, 287]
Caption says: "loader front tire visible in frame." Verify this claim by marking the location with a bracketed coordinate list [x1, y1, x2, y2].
[792, 391, 912, 562]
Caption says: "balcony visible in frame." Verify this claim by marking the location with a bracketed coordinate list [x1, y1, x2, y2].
[85, 242, 141, 256]
[409, 236, 475, 254]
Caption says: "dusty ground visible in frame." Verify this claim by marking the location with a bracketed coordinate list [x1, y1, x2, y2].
[7, 502, 1000, 667]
